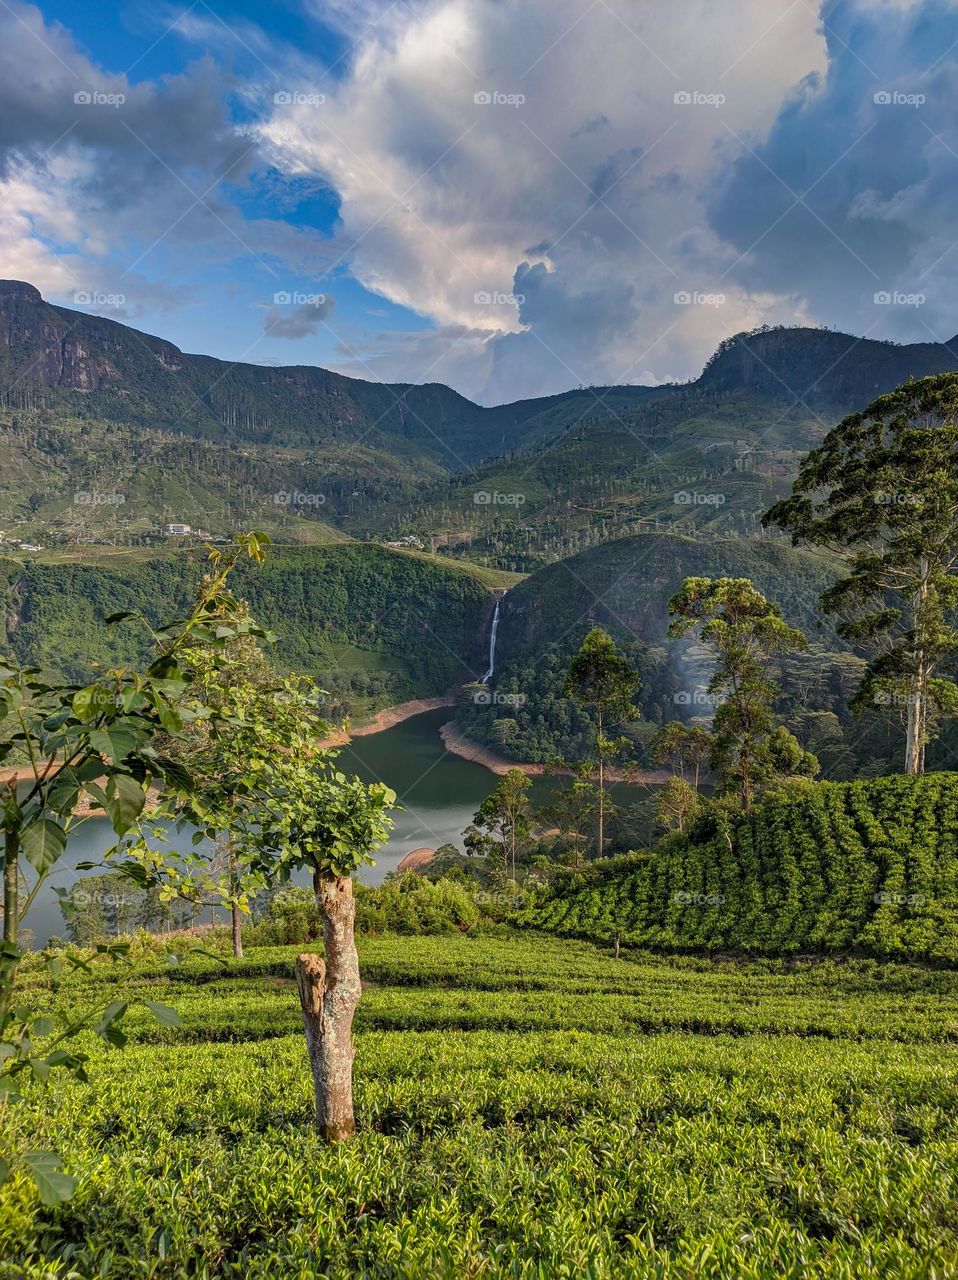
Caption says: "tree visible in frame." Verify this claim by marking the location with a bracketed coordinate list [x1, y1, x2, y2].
[537, 761, 597, 871]
[564, 628, 640, 855]
[252, 757, 394, 1141]
[667, 578, 815, 810]
[649, 722, 713, 790]
[764, 373, 958, 774]
[165, 617, 329, 957]
[0, 532, 270, 1202]
[464, 768, 533, 881]
[656, 776, 701, 834]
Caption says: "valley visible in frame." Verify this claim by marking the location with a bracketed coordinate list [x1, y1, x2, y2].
[4, 278, 958, 1279]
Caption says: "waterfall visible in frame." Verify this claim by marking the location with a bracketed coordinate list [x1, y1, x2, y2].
[482, 599, 501, 683]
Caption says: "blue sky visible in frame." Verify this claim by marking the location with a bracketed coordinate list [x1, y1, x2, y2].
[2, 0, 957, 403]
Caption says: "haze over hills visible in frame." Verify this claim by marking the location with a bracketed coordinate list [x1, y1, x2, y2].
[1, 279, 957, 560]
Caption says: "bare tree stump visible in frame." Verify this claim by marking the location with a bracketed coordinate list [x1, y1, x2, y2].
[295, 873, 361, 1142]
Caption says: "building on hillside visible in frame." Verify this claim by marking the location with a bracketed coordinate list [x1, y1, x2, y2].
[385, 535, 424, 549]
[162, 523, 192, 536]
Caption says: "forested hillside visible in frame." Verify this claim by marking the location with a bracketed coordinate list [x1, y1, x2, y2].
[455, 533, 897, 773]
[0, 544, 491, 713]
[4, 282, 958, 568]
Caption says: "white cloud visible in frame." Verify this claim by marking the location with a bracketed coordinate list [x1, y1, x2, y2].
[261, 0, 827, 399]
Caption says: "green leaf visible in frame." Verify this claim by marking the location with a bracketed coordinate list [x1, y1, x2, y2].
[145, 1001, 181, 1028]
[71, 686, 116, 722]
[153, 757, 193, 792]
[93, 1001, 129, 1048]
[23, 1150, 75, 1205]
[0, 1156, 8, 1187]
[20, 820, 67, 873]
[149, 690, 183, 735]
[88, 725, 137, 764]
[103, 774, 146, 836]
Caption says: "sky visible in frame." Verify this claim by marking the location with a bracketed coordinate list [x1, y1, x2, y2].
[1, 0, 957, 404]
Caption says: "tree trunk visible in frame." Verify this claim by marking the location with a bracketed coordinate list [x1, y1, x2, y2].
[905, 689, 923, 775]
[906, 561, 930, 776]
[741, 746, 752, 812]
[596, 711, 605, 856]
[296, 873, 361, 1142]
[228, 842, 243, 958]
[0, 828, 19, 1027]
[231, 902, 243, 958]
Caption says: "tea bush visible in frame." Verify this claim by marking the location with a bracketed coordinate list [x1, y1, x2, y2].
[3, 933, 958, 1277]
[520, 774, 958, 962]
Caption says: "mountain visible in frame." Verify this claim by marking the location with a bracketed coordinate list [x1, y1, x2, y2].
[1, 280, 956, 556]
[3, 280, 956, 466]
[696, 324, 958, 406]
[0, 280, 655, 468]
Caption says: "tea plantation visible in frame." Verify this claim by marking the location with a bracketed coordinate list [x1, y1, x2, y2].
[521, 774, 958, 962]
[4, 933, 958, 1278]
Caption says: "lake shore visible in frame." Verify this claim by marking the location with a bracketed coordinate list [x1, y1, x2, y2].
[438, 720, 671, 784]
[321, 694, 458, 747]
[1, 697, 672, 796]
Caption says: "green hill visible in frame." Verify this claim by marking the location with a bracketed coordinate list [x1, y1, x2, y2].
[453, 533, 894, 773]
[496, 532, 839, 656]
[0, 543, 492, 714]
[520, 774, 958, 963]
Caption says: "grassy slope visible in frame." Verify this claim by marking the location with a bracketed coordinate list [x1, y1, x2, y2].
[521, 774, 958, 963]
[5, 933, 958, 1277]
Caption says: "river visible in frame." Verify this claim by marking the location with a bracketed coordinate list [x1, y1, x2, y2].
[21, 707, 656, 946]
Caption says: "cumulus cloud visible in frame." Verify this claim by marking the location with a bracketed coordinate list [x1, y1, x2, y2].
[2, 0, 955, 403]
[259, 0, 827, 399]
[0, 2, 330, 314]
[708, 0, 958, 346]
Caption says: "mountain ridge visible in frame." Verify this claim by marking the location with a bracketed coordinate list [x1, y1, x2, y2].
[3, 279, 957, 469]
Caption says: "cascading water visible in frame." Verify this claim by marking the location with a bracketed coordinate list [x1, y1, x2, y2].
[482, 598, 501, 683]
